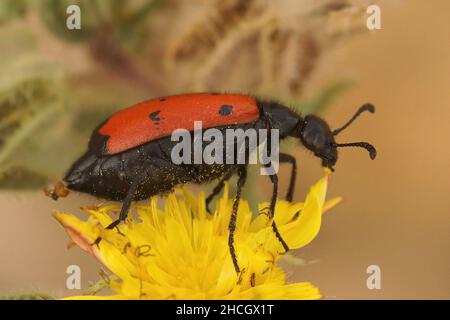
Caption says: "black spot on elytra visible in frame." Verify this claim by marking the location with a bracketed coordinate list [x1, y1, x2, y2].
[159, 98, 167, 102]
[218, 104, 233, 116]
[149, 110, 161, 121]
[211, 92, 220, 95]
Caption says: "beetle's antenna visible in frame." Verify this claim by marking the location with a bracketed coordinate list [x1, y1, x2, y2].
[334, 142, 377, 160]
[332, 103, 375, 136]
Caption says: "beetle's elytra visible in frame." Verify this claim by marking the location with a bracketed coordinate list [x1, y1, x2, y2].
[61, 93, 377, 273]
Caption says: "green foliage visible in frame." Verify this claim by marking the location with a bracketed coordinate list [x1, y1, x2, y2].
[0, 78, 64, 189]
[0, 78, 61, 158]
[37, 0, 97, 42]
[37, 0, 164, 49]
[0, 1, 166, 190]
[0, 0, 27, 24]
[0, 293, 53, 300]
[0, 77, 113, 190]
[0, 165, 48, 189]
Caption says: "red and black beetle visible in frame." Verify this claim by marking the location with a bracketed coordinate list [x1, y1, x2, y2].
[63, 93, 376, 273]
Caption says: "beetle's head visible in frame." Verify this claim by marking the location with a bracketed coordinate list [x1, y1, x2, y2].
[299, 103, 377, 171]
[64, 153, 98, 191]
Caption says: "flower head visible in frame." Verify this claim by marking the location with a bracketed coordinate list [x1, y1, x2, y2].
[54, 172, 340, 299]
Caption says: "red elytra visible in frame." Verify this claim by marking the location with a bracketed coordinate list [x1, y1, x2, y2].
[98, 93, 261, 155]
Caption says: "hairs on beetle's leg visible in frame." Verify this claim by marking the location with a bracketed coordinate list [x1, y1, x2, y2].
[268, 173, 290, 253]
[228, 166, 247, 274]
[279, 153, 297, 202]
[206, 169, 235, 214]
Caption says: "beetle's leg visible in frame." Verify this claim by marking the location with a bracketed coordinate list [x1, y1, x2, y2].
[93, 176, 143, 246]
[206, 170, 234, 214]
[279, 153, 297, 202]
[267, 173, 290, 253]
[106, 176, 143, 230]
[262, 114, 290, 253]
[228, 166, 247, 274]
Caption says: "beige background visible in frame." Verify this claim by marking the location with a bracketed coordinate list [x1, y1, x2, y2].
[1, 0, 449, 299]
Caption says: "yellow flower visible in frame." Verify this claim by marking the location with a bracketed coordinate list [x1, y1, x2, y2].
[54, 172, 340, 300]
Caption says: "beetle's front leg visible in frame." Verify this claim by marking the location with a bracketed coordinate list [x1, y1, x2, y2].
[279, 153, 297, 202]
[106, 175, 144, 230]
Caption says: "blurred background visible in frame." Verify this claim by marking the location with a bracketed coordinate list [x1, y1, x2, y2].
[0, 0, 449, 299]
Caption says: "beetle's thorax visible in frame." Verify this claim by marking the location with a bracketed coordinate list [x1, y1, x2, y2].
[257, 100, 303, 138]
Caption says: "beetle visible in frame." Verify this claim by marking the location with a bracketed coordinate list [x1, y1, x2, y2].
[62, 93, 377, 273]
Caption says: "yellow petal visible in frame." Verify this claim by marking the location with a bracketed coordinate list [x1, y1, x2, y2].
[53, 212, 103, 263]
[278, 173, 328, 249]
[323, 197, 342, 213]
[57, 172, 337, 300]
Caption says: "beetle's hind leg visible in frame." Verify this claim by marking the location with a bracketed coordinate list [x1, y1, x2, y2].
[267, 173, 290, 253]
[228, 166, 247, 274]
